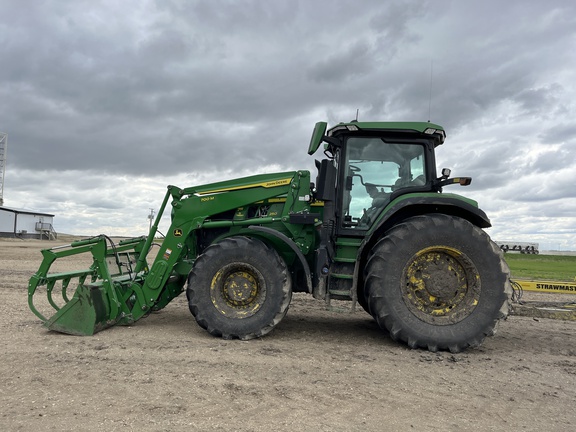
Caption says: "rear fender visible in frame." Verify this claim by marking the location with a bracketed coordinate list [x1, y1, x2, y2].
[369, 194, 491, 236]
[353, 195, 492, 302]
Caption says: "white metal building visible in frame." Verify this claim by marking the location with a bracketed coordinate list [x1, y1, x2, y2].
[0, 206, 57, 239]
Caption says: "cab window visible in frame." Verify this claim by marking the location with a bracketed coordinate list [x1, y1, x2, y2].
[342, 137, 426, 228]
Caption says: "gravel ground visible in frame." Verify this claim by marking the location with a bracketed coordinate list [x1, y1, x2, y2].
[1, 239, 575, 431]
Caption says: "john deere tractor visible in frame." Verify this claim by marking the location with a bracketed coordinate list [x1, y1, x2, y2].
[28, 121, 511, 352]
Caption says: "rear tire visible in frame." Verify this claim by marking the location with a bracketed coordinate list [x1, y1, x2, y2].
[365, 214, 511, 353]
[187, 236, 292, 340]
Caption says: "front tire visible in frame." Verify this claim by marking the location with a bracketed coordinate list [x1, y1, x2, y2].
[365, 214, 511, 353]
[187, 236, 292, 340]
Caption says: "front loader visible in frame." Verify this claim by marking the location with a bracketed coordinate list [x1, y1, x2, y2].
[28, 121, 512, 352]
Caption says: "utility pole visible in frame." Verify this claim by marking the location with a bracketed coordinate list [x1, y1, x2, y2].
[0, 132, 7, 207]
[148, 208, 155, 232]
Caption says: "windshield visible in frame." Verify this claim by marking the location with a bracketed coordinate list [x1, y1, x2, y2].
[343, 137, 426, 228]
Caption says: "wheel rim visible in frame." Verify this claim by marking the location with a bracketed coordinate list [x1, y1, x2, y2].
[210, 263, 266, 318]
[401, 246, 481, 325]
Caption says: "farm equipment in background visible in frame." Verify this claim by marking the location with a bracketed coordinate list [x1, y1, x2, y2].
[498, 240, 576, 320]
[510, 279, 576, 321]
[497, 241, 539, 254]
[28, 121, 512, 353]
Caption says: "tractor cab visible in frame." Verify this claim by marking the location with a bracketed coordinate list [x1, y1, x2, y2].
[310, 121, 447, 230]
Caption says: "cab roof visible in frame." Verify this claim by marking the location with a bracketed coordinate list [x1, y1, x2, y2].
[327, 121, 444, 136]
[308, 121, 446, 155]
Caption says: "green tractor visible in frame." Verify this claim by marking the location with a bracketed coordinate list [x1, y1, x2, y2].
[28, 121, 511, 352]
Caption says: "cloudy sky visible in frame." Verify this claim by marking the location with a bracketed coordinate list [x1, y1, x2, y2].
[1, 0, 575, 250]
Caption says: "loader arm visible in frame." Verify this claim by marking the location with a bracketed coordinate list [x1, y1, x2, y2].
[135, 170, 315, 314]
[28, 170, 314, 335]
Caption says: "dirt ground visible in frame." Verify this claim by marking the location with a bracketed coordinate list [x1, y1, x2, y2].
[1, 238, 575, 432]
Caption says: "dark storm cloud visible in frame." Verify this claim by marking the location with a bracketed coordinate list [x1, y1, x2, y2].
[387, 1, 576, 129]
[539, 124, 576, 145]
[2, 0, 437, 178]
[307, 41, 375, 84]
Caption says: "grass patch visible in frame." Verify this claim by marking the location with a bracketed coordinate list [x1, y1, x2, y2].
[504, 253, 576, 282]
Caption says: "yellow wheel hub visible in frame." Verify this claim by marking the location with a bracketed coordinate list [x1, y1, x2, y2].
[210, 264, 266, 318]
[402, 246, 480, 325]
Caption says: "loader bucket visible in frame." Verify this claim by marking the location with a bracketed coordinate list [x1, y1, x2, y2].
[43, 284, 119, 336]
[28, 235, 147, 336]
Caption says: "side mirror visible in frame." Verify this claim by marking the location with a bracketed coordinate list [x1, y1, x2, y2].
[308, 122, 328, 155]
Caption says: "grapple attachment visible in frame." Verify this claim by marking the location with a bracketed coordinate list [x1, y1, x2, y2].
[28, 236, 147, 336]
